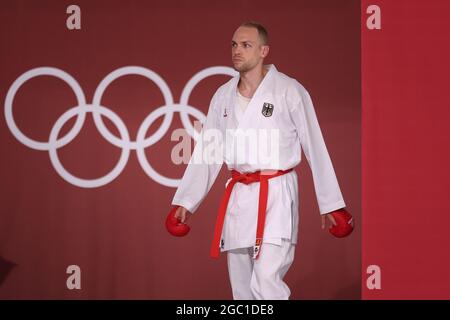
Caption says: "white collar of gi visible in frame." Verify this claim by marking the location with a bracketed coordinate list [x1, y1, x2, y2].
[231, 64, 277, 95]
[235, 64, 276, 79]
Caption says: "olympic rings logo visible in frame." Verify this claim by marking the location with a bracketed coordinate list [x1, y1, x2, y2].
[4, 66, 237, 188]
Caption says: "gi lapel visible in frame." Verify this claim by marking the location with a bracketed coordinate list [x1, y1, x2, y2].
[235, 64, 276, 130]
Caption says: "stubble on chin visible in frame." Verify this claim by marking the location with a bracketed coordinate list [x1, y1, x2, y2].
[233, 61, 250, 73]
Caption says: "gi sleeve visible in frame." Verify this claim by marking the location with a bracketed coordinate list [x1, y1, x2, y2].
[171, 91, 224, 213]
[288, 82, 346, 215]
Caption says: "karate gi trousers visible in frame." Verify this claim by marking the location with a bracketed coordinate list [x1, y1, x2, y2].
[227, 238, 295, 300]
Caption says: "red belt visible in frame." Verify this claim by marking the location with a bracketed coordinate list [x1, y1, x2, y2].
[210, 168, 294, 259]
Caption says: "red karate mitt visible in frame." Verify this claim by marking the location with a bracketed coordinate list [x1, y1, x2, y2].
[329, 209, 354, 238]
[165, 206, 190, 237]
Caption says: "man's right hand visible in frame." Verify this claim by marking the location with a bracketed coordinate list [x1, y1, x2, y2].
[174, 206, 192, 223]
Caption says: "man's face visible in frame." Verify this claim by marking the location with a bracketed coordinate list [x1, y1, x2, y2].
[231, 26, 268, 72]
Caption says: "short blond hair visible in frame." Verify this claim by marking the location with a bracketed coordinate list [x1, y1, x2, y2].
[240, 21, 269, 45]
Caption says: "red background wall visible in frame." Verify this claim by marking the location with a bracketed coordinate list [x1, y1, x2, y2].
[0, 0, 360, 299]
[362, 0, 450, 299]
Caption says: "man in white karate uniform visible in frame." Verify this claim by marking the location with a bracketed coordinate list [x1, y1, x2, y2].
[171, 21, 346, 300]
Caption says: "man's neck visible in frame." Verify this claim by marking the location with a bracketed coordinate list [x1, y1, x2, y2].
[238, 64, 268, 98]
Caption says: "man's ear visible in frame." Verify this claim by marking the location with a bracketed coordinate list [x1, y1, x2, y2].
[261, 45, 270, 58]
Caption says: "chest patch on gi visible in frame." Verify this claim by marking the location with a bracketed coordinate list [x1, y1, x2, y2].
[261, 102, 274, 117]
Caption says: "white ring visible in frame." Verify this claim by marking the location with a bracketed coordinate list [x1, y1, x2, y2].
[4, 67, 86, 150]
[48, 104, 130, 188]
[92, 66, 174, 149]
[136, 104, 206, 187]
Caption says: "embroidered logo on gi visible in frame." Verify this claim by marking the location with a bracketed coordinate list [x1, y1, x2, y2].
[220, 239, 225, 249]
[261, 102, 274, 117]
[223, 107, 228, 117]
